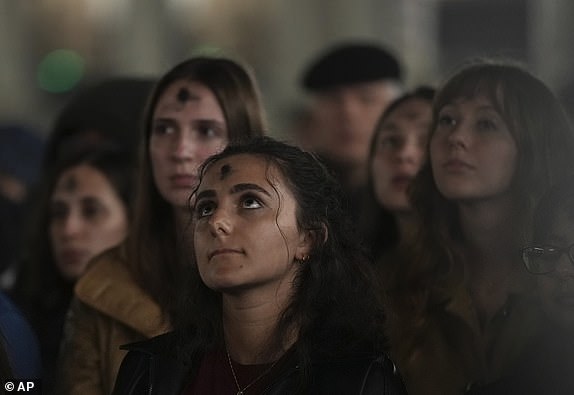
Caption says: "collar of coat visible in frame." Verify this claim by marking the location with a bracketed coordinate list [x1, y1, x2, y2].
[74, 246, 171, 337]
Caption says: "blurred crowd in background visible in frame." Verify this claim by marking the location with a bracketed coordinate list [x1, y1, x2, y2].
[2, 1, 574, 394]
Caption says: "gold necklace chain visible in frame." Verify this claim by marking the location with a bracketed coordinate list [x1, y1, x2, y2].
[225, 346, 280, 395]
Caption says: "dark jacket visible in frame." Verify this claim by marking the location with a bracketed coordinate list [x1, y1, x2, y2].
[112, 332, 407, 395]
[466, 325, 574, 395]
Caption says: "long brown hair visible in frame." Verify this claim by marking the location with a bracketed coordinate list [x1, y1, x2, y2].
[126, 56, 267, 322]
[361, 86, 435, 259]
[394, 59, 574, 316]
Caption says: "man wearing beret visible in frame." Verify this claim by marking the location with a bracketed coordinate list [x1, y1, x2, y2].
[300, 42, 403, 219]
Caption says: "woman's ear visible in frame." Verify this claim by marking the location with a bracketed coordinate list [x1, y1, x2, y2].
[295, 223, 328, 261]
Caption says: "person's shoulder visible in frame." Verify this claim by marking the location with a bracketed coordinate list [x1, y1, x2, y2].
[73, 244, 134, 309]
[120, 331, 179, 354]
[74, 244, 171, 337]
[120, 330, 199, 359]
[82, 245, 127, 275]
[113, 331, 197, 395]
[311, 352, 407, 394]
[112, 335, 169, 395]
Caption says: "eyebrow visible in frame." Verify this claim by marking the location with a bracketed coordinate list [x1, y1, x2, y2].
[153, 117, 176, 124]
[443, 102, 499, 113]
[195, 119, 225, 127]
[196, 183, 272, 202]
[230, 183, 271, 196]
[153, 118, 224, 126]
[476, 105, 499, 112]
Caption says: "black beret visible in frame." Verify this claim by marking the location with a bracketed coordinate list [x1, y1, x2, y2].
[301, 42, 402, 92]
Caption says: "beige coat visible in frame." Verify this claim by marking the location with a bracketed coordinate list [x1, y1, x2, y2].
[57, 247, 171, 395]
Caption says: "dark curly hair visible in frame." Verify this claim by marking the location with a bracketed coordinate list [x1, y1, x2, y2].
[178, 136, 387, 387]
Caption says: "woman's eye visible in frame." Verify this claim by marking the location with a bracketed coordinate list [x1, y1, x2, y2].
[152, 122, 175, 136]
[476, 118, 497, 131]
[196, 202, 215, 218]
[198, 126, 216, 138]
[380, 135, 402, 149]
[82, 200, 104, 219]
[196, 121, 223, 139]
[241, 196, 262, 209]
[437, 114, 456, 127]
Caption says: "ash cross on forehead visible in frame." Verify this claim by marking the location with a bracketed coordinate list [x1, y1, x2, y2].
[63, 174, 78, 192]
[177, 87, 191, 103]
[219, 163, 232, 180]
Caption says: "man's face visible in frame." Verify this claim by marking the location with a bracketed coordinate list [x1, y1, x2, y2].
[308, 80, 401, 169]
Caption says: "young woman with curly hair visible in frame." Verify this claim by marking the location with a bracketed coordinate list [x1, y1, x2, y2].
[113, 137, 406, 394]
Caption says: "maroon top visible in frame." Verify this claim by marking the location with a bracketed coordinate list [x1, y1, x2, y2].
[181, 349, 285, 395]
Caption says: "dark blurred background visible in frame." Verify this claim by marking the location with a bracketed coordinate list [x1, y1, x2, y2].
[1, 0, 572, 137]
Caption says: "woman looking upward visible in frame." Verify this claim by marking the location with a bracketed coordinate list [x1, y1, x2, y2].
[113, 137, 406, 395]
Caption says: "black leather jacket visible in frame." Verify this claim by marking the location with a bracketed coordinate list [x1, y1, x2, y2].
[112, 332, 407, 395]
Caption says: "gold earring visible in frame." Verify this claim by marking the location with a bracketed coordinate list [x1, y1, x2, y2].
[297, 254, 310, 263]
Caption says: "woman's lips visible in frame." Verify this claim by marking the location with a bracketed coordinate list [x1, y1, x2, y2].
[442, 159, 474, 172]
[208, 248, 244, 261]
[170, 174, 197, 188]
[57, 249, 88, 267]
[391, 174, 413, 189]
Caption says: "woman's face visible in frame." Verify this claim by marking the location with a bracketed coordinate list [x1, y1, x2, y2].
[150, 80, 228, 209]
[538, 210, 574, 329]
[193, 154, 311, 296]
[50, 164, 128, 281]
[430, 95, 518, 202]
[371, 98, 431, 212]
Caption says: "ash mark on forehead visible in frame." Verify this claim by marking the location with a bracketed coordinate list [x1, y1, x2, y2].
[220, 163, 232, 180]
[177, 87, 191, 103]
[63, 174, 78, 192]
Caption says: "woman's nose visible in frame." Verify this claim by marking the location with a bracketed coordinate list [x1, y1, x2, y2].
[397, 139, 425, 166]
[208, 207, 232, 236]
[445, 124, 469, 148]
[171, 132, 195, 162]
[60, 212, 83, 238]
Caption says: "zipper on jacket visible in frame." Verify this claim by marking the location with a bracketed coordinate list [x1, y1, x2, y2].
[147, 354, 154, 395]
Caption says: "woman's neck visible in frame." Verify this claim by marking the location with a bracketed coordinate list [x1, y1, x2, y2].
[457, 194, 530, 324]
[222, 291, 295, 365]
[458, 194, 519, 267]
[394, 211, 417, 245]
